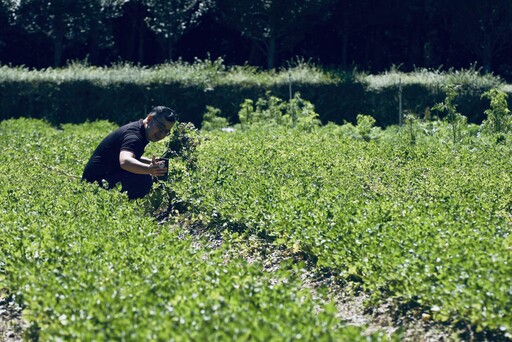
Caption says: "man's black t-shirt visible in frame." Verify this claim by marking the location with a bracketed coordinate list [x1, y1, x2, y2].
[82, 120, 148, 183]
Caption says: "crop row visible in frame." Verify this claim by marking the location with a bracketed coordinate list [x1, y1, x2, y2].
[0, 119, 388, 340]
[169, 122, 512, 337]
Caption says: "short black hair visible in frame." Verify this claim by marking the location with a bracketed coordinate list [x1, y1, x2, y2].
[150, 106, 179, 122]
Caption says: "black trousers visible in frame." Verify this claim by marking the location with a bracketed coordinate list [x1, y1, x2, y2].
[83, 170, 153, 200]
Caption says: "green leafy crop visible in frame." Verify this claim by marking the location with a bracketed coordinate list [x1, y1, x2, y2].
[0, 118, 385, 341]
[481, 88, 512, 140]
[171, 119, 512, 338]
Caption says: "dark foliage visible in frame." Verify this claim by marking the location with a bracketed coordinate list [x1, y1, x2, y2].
[1, 0, 512, 80]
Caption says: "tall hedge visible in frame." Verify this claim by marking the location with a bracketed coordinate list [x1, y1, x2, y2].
[0, 64, 505, 127]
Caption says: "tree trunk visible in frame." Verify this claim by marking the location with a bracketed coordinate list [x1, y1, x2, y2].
[125, 1, 145, 63]
[127, 15, 136, 61]
[248, 39, 263, 66]
[53, 37, 63, 67]
[371, 28, 384, 72]
[52, 8, 64, 67]
[88, 21, 100, 65]
[340, 10, 349, 69]
[167, 39, 174, 61]
[408, 28, 421, 68]
[481, 33, 492, 73]
[267, 37, 276, 70]
[138, 23, 144, 63]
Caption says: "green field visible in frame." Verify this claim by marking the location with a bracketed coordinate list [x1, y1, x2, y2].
[0, 118, 392, 341]
[1, 102, 512, 340]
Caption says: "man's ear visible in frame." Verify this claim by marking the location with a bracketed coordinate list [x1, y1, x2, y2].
[146, 114, 153, 122]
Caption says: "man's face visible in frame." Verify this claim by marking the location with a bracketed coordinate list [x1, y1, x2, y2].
[148, 116, 174, 142]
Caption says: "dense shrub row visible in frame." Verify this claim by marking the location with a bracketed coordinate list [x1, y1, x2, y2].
[0, 61, 505, 127]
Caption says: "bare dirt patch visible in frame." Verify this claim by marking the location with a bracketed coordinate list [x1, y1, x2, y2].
[0, 292, 25, 342]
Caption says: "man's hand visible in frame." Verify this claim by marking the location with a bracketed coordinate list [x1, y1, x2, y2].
[148, 155, 168, 177]
[119, 151, 167, 176]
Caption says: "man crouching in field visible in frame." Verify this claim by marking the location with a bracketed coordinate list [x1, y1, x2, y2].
[82, 106, 178, 199]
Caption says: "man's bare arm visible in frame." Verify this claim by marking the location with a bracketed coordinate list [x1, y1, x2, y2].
[119, 150, 167, 176]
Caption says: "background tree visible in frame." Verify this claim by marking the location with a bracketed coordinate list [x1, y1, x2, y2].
[15, 0, 120, 67]
[144, 0, 214, 61]
[82, 0, 127, 65]
[16, 0, 77, 66]
[327, 0, 365, 69]
[450, 0, 512, 73]
[0, 0, 15, 61]
[2, 0, 512, 78]
[115, 0, 150, 63]
[218, 0, 332, 69]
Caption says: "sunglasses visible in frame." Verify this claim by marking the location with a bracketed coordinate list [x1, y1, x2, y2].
[154, 119, 171, 136]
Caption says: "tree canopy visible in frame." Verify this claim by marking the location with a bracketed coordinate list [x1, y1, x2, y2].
[1, 0, 512, 79]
